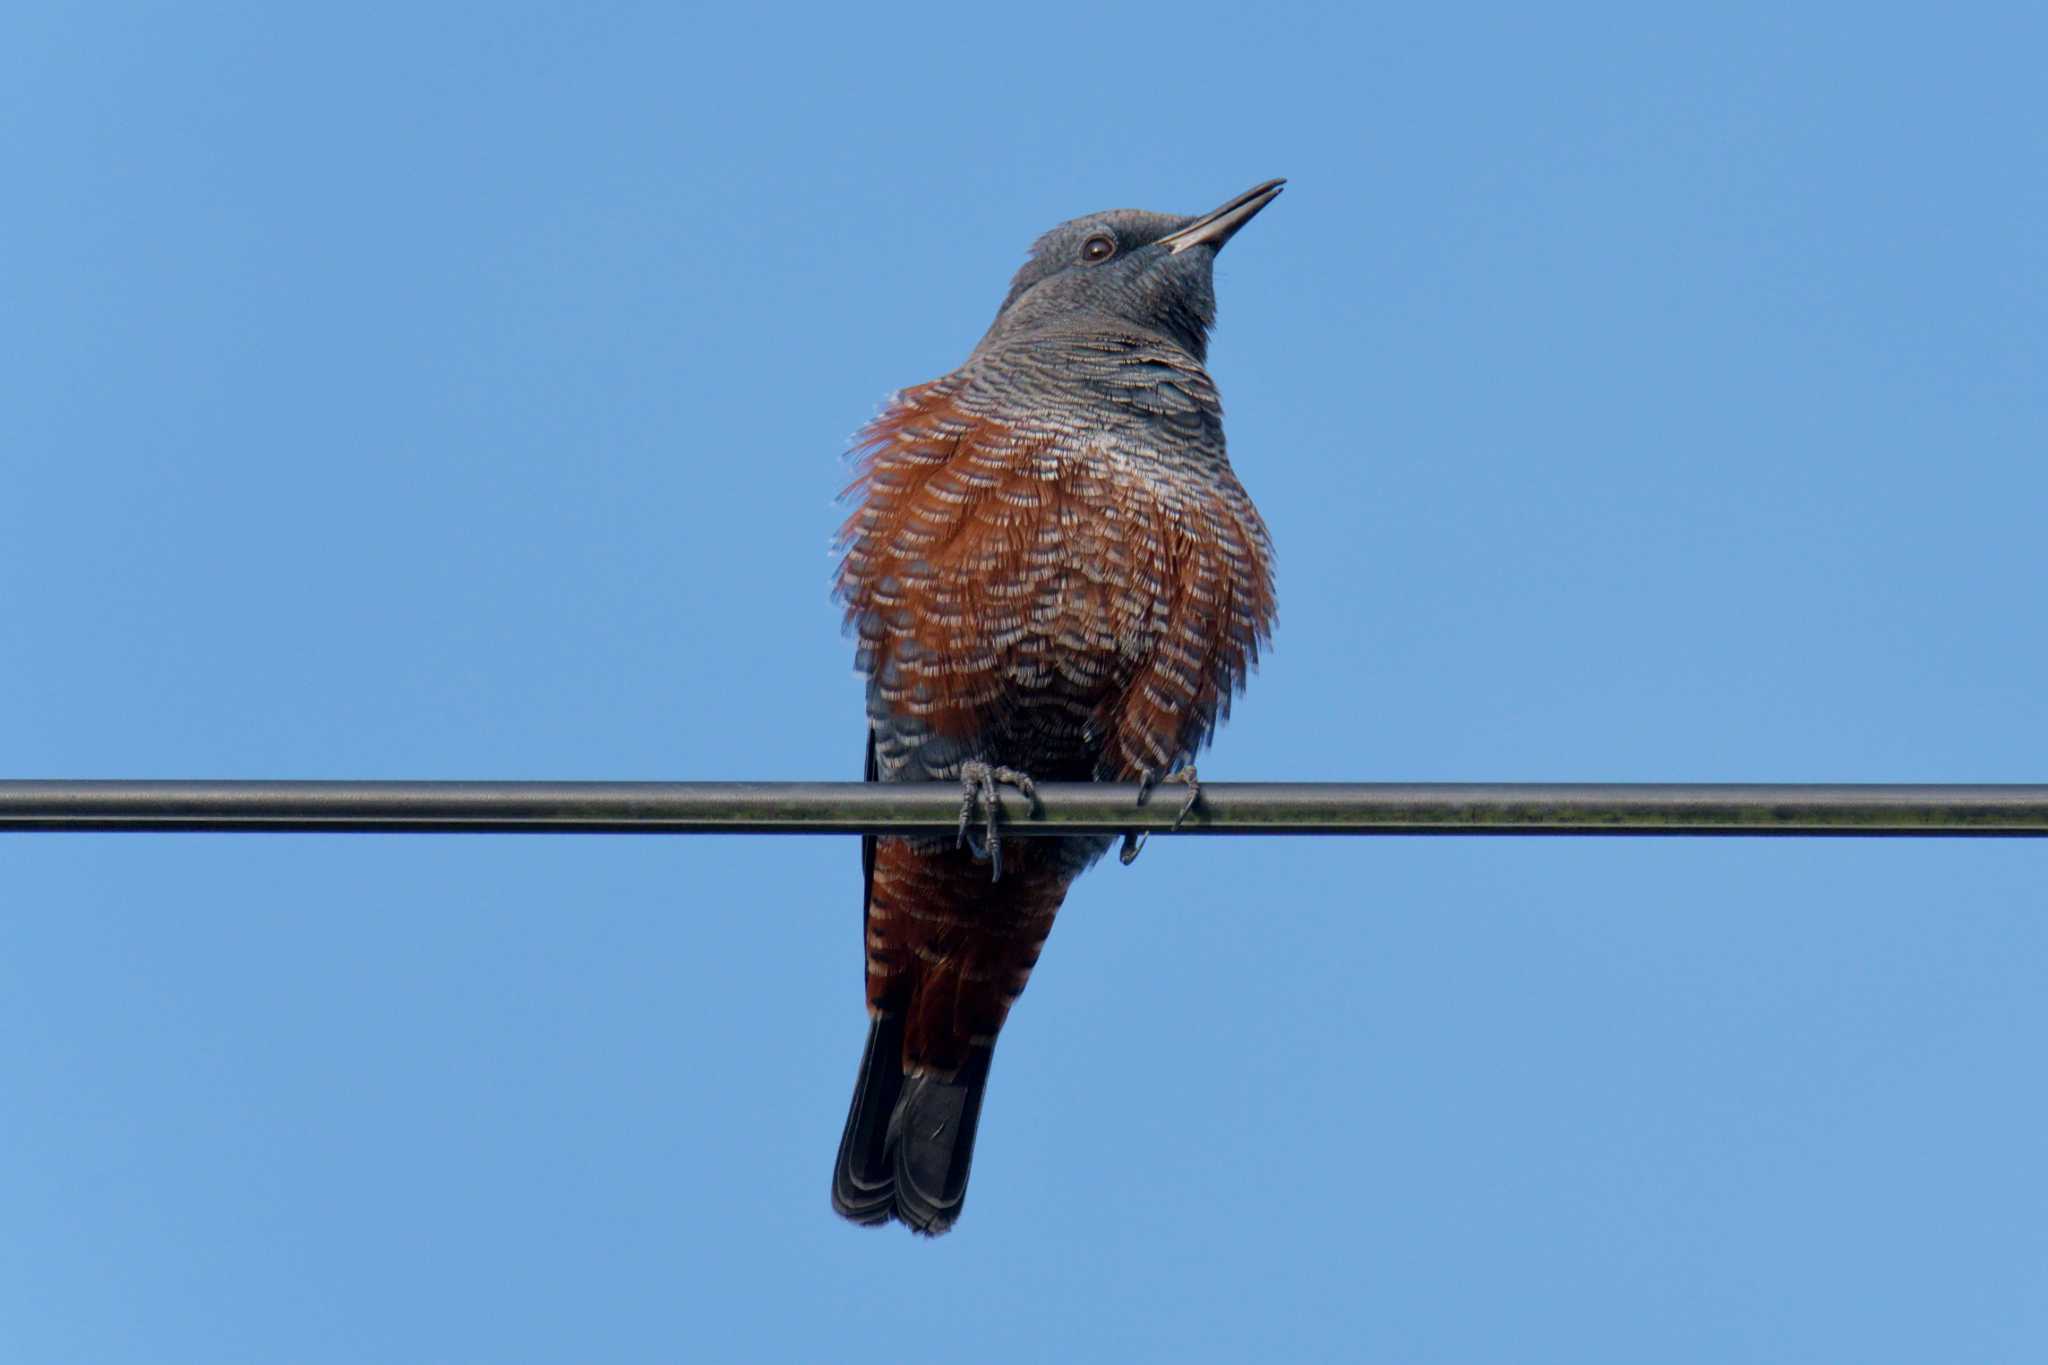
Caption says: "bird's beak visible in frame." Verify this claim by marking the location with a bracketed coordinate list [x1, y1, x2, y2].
[1156, 178, 1286, 255]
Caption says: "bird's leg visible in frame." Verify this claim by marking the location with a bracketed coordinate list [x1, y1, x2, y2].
[1120, 764, 1201, 866]
[1121, 767, 1159, 866]
[1162, 764, 1201, 828]
[956, 762, 1039, 883]
[1118, 830, 1148, 865]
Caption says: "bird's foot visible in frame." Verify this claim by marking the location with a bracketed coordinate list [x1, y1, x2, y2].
[956, 762, 1039, 882]
[1120, 765, 1201, 865]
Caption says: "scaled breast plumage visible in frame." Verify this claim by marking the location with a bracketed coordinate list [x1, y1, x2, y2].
[838, 339, 1275, 782]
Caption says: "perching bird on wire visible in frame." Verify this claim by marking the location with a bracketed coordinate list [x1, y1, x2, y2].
[832, 179, 1282, 1234]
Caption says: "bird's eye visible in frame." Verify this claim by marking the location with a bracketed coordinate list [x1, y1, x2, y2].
[1080, 233, 1117, 264]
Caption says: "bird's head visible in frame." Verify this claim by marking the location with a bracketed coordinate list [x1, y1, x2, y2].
[982, 179, 1284, 362]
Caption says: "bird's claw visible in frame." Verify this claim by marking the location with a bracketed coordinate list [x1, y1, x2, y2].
[1121, 765, 1200, 865]
[957, 762, 1038, 882]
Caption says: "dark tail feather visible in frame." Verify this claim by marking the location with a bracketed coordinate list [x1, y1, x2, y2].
[831, 1018, 993, 1236]
[889, 1049, 992, 1235]
[832, 1013, 908, 1226]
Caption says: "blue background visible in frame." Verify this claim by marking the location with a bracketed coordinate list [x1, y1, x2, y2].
[4, 3, 2044, 1360]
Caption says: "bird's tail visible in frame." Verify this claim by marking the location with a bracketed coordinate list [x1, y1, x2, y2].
[831, 1013, 992, 1236]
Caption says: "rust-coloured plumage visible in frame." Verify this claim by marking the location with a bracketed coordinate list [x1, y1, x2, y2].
[831, 182, 1283, 1234]
[841, 378, 1274, 784]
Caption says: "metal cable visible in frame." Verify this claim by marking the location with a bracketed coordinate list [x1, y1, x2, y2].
[3, 780, 2045, 836]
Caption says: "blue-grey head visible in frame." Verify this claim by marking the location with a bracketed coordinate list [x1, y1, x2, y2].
[980, 179, 1284, 363]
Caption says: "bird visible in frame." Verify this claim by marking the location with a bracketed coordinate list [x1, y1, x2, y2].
[831, 179, 1283, 1235]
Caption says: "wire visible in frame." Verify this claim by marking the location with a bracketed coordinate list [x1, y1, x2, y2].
[3, 780, 2045, 835]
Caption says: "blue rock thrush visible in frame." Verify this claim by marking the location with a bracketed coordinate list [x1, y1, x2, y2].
[832, 179, 1283, 1234]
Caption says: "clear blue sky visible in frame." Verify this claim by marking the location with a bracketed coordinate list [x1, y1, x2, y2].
[4, 3, 2044, 1361]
